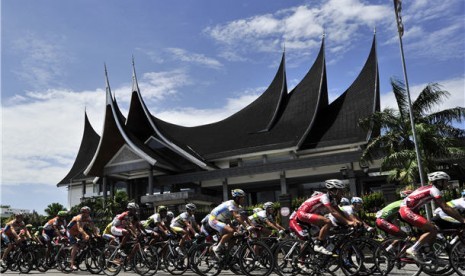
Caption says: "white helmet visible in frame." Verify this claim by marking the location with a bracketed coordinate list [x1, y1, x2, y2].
[351, 197, 363, 204]
[340, 197, 350, 206]
[231, 189, 246, 198]
[253, 207, 263, 214]
[427, 171, 450, 182]
[127, 202, 139, 210]
[185, 203, 197, 211]
[166, 211, 174, 218]
[325, 179, 346, 189]
[263, 202, 274, 209]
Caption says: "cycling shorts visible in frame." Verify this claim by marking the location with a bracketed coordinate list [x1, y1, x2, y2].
[375, 218, 403, 236]
[110, 226, 126, 237]
[208, 218, 227, 235]
[399, 206, 427, 228]
[289, 218, 308, 240]
[296, 211, 323, 225]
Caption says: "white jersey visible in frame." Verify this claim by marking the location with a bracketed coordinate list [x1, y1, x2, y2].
[328, 205, 354, 226]
[171, 212, 196, 228]
[210, 200, 242, 222]
[248, 210, 274, 226]
[434, 197, 465, 223]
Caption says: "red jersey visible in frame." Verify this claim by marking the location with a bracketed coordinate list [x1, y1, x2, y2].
[297, 193, 336, 215]
[401, 185, 442, 210]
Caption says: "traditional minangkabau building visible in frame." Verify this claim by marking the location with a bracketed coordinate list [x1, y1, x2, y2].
[58, 35, 397, 220]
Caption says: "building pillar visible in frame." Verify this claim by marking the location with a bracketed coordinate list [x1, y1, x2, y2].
[280, 171, 288, 195]
[102, 176, 108, 205]
[346, 169, 357, 197]
[81, 180, 86, 199]
[222, 179, 228, 201]
[148, 166, 154, 195]
[279, 194, 292, 228]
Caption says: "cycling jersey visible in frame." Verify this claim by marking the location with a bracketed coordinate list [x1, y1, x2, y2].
[3, 219, 25, 237]
[434, 197, 465, 222]
[401, 185, 442, 210]
[171, 212, 196, 228]
[297, 193, 335, 215]
[209, 200, 242, 222]
[248, 210, 274, 226]
[143, 213, 168, 229]
[67, 214, 93, 236]
[111, 211, 133, 227]
[376, 200, 402, 220]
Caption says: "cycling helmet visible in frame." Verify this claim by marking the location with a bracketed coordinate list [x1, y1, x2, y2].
[57, 211, 68, 217]
[166, 211, 174, 218]
[253, 207, 263, 214]
[15, 212, 25, 218]
[325, 179, 346, 189]
[263, 202, 274, 209]
[127, 202, 139, 210]
[26, 224, 33, 229]
[351, 197, 363, 204]
[185, 203, 197, 211]
[400, 190, 413, 198]
[80, 206, 91, 213]
[231, 189, 246, 198]
[340, 197, 350, 206]
[427, 171, 450, 182]
[158, 205, 167, 212]
[462, 190, 465, 198]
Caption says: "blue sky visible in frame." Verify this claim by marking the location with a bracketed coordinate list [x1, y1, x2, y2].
[1, 0, 464, 214]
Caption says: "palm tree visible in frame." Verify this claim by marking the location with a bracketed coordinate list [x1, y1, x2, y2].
[359, 78, 465, 185]
[44, 202, 67, 219]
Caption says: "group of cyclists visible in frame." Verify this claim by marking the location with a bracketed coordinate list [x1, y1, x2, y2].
[1, 170, 464, 274]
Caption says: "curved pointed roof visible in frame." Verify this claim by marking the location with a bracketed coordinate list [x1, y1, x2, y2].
[301, 35, 380, 149]
[57, 111, 100, 186]
[151, 41, 327, 159]
[85, 69, 177, 176]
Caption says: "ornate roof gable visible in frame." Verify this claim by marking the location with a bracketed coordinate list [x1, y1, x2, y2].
[57, 111, 100, 186]
[301, 35, 380, 149]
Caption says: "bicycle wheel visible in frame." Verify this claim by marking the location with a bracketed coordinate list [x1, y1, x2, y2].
[338, 240, 363, 276]
[189, 243, 221, 276]
[133, 247, 159, 276]
[239, 240, 274, 276]
[17, 251, 34, 273]
[163, 246, 188, 275]
[344, 237, 379, 275]
[450, 240, 465, 276]
[273, 239, 301, 276]
[421, 238, 454, 276]
[101, 245, 123, 276]
[56, 247, 74, 273]
[85, 247, 103, 274]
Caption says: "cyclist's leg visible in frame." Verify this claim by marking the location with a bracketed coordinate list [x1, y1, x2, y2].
[400, 206, 437, 256]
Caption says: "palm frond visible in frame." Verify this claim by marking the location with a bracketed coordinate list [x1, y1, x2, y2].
[426, 107, 465, 125]
[390, 78, 409, 119]
[412, 83, 450, 116]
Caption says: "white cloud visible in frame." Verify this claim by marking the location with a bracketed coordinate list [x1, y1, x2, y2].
[11, 32, 72, 90]
[165, 48, 223, 69]
[205, 1, 391, 57]
[380, 76, 465, 112]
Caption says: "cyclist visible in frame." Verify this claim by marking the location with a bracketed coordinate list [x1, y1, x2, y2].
[43, 210, 67, 243]
[1, 213, 28, 266]
[209, 189, 253, 258]
[340, 197, 351, 206]
[333, 197, 374, 231]
[294, 179, 357, 255]
[170, 203, 200, 256]
[248, 202, 286, 237]
[143, 205, 171, 242]
[111, 202, 144, 248]
[400, 171, 465, 262]
[433, 189, 465, 229]
[67, 206, 99, 270]
[375, 190, 412, 240]
[102, 221, 117, 245]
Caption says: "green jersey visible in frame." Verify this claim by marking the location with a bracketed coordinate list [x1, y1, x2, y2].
[376, 200, 402, 220]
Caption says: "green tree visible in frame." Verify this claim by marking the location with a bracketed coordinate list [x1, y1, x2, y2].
[359, 78, 465, 185]
[44, 202, 67, 219]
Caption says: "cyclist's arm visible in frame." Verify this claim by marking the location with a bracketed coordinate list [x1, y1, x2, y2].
[76, 221, 89, 238]
[232, 210, 250, 229]
[437, 199, 465, 223]
[327, 205, 355, 226]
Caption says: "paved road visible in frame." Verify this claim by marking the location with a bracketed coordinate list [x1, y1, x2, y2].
[2, 267, 454, 276]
